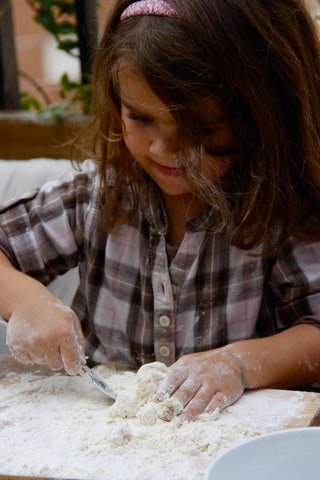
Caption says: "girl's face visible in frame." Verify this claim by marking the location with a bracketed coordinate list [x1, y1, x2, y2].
[120, 71, 239, 199]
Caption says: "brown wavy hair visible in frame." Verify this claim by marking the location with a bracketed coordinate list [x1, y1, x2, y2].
[79, 0, 320, 253]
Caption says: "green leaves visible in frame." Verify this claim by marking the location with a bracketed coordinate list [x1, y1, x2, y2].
[29, 0, 78, 52]
[22, 0, 95, 116]
[20, 91, 42, 111]
[38, 101, 73, 118]
[58, 39, 78, 53]
[59, 72, 92, 113]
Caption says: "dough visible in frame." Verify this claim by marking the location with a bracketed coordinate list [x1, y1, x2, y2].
[109, 361, 183, 424]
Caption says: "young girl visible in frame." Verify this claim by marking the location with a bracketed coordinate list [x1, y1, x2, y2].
[1, 0, 320, 422]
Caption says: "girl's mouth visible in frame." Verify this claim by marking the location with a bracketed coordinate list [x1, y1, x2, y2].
[151, 160, 183, 175]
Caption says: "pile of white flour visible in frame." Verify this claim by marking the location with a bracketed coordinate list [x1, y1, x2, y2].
[0, 361, 307, 480]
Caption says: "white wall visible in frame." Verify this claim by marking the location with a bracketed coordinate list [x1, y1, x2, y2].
[0, 159, 79, 354]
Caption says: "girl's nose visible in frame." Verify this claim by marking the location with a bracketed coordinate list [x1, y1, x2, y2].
[149, 126, 176, 158]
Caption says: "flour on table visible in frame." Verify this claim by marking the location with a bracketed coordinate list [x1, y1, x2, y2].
[0, 360, 308, 480]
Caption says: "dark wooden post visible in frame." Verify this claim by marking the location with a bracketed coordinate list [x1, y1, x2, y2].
[0, 0, 20, 109]
[74, 0, 98, 84]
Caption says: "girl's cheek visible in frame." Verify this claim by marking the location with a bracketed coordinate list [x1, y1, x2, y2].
[123, 132, 144, 157]
[125, 127, 150, 150]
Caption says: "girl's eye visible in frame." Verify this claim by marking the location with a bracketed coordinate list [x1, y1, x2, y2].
[204, 146, 240, 157]
[200, 126, 241, 157]
[202, 135, 241, 157]
[128, 111, 153, 123]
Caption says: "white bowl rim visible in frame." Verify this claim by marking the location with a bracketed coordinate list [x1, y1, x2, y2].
[205, 426, 320, 480]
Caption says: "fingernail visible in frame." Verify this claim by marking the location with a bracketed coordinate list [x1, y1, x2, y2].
[14, 353, 32, 364]
[178, 414, 189, 425]
[163, 412, 173, 422]
[156, 389, 168, 401]
[158, 407, 174, 422]
[66, 363, 81, 376]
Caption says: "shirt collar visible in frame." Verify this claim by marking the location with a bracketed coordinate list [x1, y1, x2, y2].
[138, 169, 219, 235]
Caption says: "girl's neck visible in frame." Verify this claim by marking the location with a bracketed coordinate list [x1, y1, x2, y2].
[162, 193, 204, 247]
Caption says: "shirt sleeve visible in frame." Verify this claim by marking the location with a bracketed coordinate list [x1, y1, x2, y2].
[262, 237, 320, 332]
[0, 226, 19, 269]
[0, 160, 99, 285]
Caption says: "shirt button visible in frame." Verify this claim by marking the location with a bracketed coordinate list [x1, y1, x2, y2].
[158, 345, 170, 357]
[159, 314, 171, 327]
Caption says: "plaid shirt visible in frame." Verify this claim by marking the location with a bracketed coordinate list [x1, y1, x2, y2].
[0, 160, 320, 369]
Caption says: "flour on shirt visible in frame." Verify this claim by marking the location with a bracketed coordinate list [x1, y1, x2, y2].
[0, 361, 308, 480]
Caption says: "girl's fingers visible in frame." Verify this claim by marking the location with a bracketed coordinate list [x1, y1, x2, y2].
[204, 391, 230, 414]
[44, 330, 83, 374]
[159, 378, 201, 421]
[176, 386, 214, 423]
[157, 365, 188, 399]
[156, 349, 246, 423]
[178, 390, 230, 423]
[73, 318, 86, 358]
[32, 355, 46, 364]
[44, 348, 64, 371]
[9, 347, 33, 364]
[60, 332, 83, 375]
[5, 295, 85, 375]
[171, 377, 201, 407]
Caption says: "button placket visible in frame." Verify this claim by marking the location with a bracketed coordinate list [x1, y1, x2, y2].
[159, 314, 171, 327]
[158, 344, 170, 358]
[151, 235, 175, 364]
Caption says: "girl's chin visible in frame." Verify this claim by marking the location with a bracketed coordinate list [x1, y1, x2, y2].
[155, 183, 195, 199]
[148, 174, 190, 196]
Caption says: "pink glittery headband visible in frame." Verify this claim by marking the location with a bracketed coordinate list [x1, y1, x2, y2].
[120, 0, 178, 21]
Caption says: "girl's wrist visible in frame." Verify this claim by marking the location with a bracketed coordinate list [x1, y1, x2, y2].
[225, 349, 247, 390]
[223, 340, 267, 390]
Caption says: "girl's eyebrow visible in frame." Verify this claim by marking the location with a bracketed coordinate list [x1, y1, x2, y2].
[121, 98, 154, 116]
[121, 97, 172, 121]
[120, 98, 138, 110]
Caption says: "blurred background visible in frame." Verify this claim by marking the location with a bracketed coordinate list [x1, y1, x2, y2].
[1, 0, 319, 116]
[8, 0, 115, 110]
[0, 0, 117, 159]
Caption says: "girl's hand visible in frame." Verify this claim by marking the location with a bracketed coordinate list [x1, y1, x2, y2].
[6, 291, 85, 376]
[157, 348, 246, 423]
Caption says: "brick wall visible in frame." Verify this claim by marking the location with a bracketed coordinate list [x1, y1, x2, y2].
[11, 0, 115, 107]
